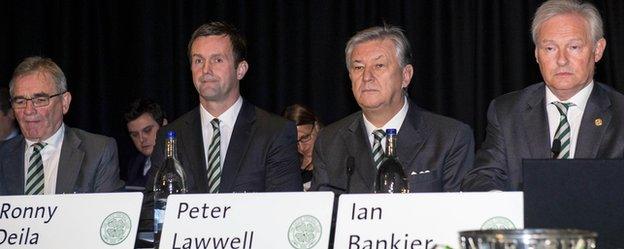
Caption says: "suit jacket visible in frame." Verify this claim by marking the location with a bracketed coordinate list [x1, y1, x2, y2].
[462, 82, 624, 191]
[0, 126, 124, 195]
[311, 100, 475, 193]
[126, 153, 149, 188]
[140, 100, 301, 228]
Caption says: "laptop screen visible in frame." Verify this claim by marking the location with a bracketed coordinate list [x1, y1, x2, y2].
[522, 159, 624, 248]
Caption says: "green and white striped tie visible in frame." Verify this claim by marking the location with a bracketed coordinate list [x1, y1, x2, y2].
[25, 142, 46, 195]
[372, 129, 386, 169]
[207, 118, 221, 193]
[552, 102, 574, 159]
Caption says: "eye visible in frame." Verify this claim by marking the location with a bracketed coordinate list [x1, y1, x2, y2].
[545, 46, 555, 52]
[130, 133, 138, 139]
[375, 64, 385, 69]
[213, 57, 224, 63]
[352, 65, 364, 71]
[193, 58, 204, 65]
[34, 97, 48, 104]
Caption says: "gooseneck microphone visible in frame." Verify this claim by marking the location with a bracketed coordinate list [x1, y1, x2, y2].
[551, 139, 561, 159]
[346, 156, 355, 193]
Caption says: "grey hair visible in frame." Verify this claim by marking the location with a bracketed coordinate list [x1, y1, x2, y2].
[345, 25, 413, 69]
[9, 56, 67, 96]
[531, 0, 604, 44]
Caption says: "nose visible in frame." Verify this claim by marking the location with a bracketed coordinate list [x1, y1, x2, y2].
[556, 49, 569, 66]
[202, 61, 213, 74]
[362, 66, 374, 82]
[138, 133, 147, 144]
[22, 100, 37, 115]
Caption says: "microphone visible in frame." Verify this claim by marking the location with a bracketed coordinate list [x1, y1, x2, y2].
[346, 156, 355, 193]
[551, 139, 561, 159]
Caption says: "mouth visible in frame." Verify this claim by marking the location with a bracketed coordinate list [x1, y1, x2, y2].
[555, 71, 573, 77]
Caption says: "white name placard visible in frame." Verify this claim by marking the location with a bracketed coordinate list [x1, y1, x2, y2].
[334, 192, 523, 249]
[160, 191, 334, 249]
[0, 192, 143, 248]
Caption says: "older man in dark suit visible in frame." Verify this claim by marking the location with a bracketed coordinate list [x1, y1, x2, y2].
[462, 0, 624, 191]
[311, 25, 474, 193]
[141, 22, 301, 227]
[0, 56, 124, 195]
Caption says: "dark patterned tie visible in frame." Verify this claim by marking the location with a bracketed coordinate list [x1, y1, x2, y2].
[25, 142, 46, 195]
[372, 129, 386, 169]
[552, 102, 574, 159]
[207, 118, 222, 193]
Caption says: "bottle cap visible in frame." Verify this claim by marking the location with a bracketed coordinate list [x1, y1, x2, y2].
[385, 128, 397, 135]
[166, 130, 176, 139]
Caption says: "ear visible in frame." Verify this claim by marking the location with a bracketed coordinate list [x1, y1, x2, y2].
[401, 64, 414, 88]
[162, 118, 168, 126]
[236, 60, 249, 80]
[534, 47, 539, 64]
[61, 92, 72, 114]
[593, 38, 606, 62]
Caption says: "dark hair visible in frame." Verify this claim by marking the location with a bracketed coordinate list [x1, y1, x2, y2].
[124, 98, 166, 125]
[187, 21, 247, 64]
[0, 87, 10, 114]
[282, 104, 322, 127]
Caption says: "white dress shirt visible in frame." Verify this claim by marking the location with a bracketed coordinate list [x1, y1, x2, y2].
[24, 123, 65, 194]
[545, 81, 593, 158]
[363, 97, 409, 153]
[200, 96, 243, 170]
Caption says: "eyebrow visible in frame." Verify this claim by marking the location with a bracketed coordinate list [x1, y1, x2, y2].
[12, 92, 50, 99]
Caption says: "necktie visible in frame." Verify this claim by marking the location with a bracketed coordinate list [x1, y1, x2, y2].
[207, 118, 221, 193]
[372, 129, 386, 169]
[25, 143, 46, 195]
[552, 102, 574, 159]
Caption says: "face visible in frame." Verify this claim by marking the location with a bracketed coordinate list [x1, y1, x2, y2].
[190, 35, 248, 105]
[349, 39, 413, 114]
[535, 13, 606, 100]
[127, 113, 161, 156]
[12, 72, 71, 141]
[296, 124, 317, 159]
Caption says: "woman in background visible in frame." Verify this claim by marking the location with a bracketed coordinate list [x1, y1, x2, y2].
[283, 104, 322, 191]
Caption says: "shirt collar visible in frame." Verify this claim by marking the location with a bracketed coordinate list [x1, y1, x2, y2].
[199, 96, 243, 128]
[363, 96, 409, 135]
[25, 123, 65, 149]
[545, 80, 593, 110]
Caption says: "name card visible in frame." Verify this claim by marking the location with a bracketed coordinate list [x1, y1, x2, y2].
[0, 192, 143, 248]
[334, 192, 523, 249]
[160, 192, 334, 249]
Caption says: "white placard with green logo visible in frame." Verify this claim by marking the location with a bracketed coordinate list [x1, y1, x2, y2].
[334, 192, 523, 249]
[160, 192, 334, 249]
[0, 192, 142, 248]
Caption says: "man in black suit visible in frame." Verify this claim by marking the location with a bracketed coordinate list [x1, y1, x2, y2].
[311, 25, 474, 193]
[0, 87, 19, 142]
[0, 56, 124, 195]
[462, 0, 624, 191]
[124, 98, 167, 189]
[141, 22, 301, 226]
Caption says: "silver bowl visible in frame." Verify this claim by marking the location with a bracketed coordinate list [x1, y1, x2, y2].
[459, 229, 597, 249]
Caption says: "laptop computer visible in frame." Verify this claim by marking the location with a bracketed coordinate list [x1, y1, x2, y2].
[523, 159, 624, 248]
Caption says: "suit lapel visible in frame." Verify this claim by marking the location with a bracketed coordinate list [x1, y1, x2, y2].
[56, 127, 84, 194]
[576, 84, 611, 158]
[396, 102, 426, 170]
[3, 138, 26, 194]
[341, 113, 376, 192]
[183, 108, 210, 192]
[220, 101, 255, 193]
[521, 84, 552, 158]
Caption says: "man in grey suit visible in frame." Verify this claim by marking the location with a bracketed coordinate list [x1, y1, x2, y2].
[141, 22, 301, 227]
[462, 0, 624, 191]
[311, 25, 474, 193]
[0, 56, 124, 195]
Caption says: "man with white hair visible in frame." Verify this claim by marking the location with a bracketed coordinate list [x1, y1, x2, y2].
[463, 0, 624, 191]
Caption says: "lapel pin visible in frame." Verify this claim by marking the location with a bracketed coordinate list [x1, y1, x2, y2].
[594, 118, 603, 127]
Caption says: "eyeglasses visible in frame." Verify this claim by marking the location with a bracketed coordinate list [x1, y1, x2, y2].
[10, 91, 66, 109]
